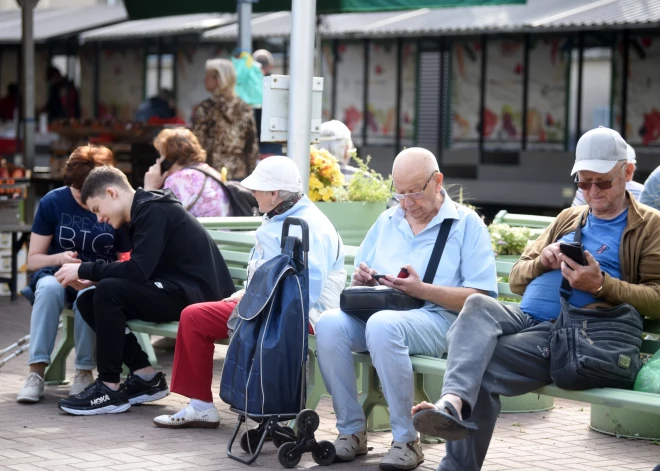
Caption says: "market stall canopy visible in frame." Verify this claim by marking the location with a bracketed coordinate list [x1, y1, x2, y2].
[124, 0, 525, 19]
[0, 5, 127, 44]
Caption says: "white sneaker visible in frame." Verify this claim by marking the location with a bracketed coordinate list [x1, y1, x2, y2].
[379, 439, 424, 470]
[153, 405, 221, 429]
[334, 430, 368, 462]
[69, 370, 94, 396]
[17, 372, 45, 403]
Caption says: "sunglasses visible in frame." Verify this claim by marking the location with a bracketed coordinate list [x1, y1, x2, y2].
[391, 171, 438, 202]
[574, 163, 626, 191]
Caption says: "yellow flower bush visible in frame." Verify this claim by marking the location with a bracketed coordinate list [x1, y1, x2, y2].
[309, 146, 345, 202]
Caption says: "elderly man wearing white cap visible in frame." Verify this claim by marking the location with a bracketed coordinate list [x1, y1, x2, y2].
[572, 139, 644, 206]
[410, 126, 660, 471]
[316, 120, 359, 179]
[153, 156, 346, 429]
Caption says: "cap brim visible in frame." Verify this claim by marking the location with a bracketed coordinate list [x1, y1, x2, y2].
[240, 174, 277, 191]
[570, 159, 618, 175]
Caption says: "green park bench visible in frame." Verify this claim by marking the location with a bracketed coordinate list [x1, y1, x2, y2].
[45, 216, 660, 440]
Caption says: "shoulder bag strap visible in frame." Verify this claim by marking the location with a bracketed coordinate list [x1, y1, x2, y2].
[559, 210, 586, 299]
[422, 217, 454, 284]
[183, 175, 208, 212]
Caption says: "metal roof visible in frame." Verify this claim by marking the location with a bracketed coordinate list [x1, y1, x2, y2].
[533, 0, 660, 29]
[203, 0, 660, 41]
[201, 10, 404, 40]
[0, 5, 127, 44]
[79, 13, 236, 42]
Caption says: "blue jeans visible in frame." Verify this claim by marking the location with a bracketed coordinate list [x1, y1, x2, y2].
[28, 276, 96, 371]
[316, 308, 455, 443]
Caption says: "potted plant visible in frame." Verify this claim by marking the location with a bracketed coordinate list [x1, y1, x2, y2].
[488, 223, 532, 261]
[309, 147, 391, 246]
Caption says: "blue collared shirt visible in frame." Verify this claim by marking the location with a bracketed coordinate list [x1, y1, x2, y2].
[249, 195, 345, 312]
[355, 191, 498, 319]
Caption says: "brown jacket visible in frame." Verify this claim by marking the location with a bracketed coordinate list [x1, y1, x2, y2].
[510, 193, 660, 318]
[192, 94, 259, 180]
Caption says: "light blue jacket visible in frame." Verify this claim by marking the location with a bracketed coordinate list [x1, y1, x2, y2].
[641, 166, 660, 211]
[248, 195, 345, 313]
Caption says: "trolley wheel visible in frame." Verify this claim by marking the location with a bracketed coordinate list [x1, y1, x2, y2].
[272, 426, 295, 448]
[312, 440, 336, 466]
[240, 428, 261, 453]
[277, 442, 301, 468]
[295, 409, 320, 433]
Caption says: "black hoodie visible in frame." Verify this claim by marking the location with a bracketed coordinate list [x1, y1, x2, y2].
[78, 188, 235, 304]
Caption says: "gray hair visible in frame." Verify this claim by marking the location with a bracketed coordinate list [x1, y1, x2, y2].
[316, 139, 352, 165]
[278, 190, 301, 201]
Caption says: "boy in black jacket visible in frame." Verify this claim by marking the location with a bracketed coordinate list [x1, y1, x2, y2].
[55, 166, 234, 415]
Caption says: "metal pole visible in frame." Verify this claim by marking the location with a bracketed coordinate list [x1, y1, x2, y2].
[287, 0, 316, 195]
[362, 39, 369, 146]
[576, 32, 585, 140]
[395, 38, 403, 154]
[621, 30, 630, 139]
[437, 37, 445, 163]
[156, 37, 163, 92]
[237, 0, 252, 52]
[93, 42, 100, 118]
[521, 33, 530, 150]
[478, 35, 487, 160]
[21, 0, 37, 224]
[331, 39, 338, 119]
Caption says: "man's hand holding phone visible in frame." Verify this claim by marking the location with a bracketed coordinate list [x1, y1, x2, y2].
[559, 250, 604, 295]
[379, 264, 424, 298]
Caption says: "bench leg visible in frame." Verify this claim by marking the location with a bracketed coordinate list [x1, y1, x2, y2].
[590, 405, 660, 440]
[135, 333, 161, 370]
[44, 315, 74, 385]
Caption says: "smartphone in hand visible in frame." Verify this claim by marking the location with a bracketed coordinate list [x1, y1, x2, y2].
[559, 242, 586, 266]
[373, 274, 387, 282]
[160, 159, 174, 175]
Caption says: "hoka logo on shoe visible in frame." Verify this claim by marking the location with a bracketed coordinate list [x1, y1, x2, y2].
[91, 394, 110, 406]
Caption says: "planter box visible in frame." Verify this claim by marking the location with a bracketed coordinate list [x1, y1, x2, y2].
[315, 201, 386, 247]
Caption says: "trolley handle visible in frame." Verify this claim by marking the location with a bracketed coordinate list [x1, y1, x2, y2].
[281, 217, 310, 252]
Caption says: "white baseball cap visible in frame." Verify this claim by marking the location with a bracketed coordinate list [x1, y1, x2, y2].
[626, 144, 636, 164]
[319, 120, 352, 142]
[571, 126, 628, 175]
[240, 156, 303, 193]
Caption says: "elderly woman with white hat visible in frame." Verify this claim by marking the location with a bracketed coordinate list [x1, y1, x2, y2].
[153, 156, 346, 429]
[316, 120, 359, 179]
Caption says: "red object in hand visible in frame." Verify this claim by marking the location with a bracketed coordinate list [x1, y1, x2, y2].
[118, 252, 131, 262]
[397, 267, 409, 279]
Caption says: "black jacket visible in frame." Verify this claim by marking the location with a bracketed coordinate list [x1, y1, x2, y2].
[79, 188, 235, 304]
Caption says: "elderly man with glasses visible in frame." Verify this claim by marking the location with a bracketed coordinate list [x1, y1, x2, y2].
[315, 147, 497, 471]
[411, 126, 660, 471]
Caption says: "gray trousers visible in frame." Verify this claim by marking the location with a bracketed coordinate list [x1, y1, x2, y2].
[438, 294, 553, 471]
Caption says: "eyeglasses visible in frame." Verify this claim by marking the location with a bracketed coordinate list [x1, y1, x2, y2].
[391, 171, 438, 201]
[574, 163, 626, 191]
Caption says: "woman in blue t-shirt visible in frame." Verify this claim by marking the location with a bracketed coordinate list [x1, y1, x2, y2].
[17, 145, 131, 404]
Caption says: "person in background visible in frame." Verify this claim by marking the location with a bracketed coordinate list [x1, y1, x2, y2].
[192, 58, 259, 180]
[572, 142, 643, 206]
[16, 145, 130, 404]
[143, 127, 231, 218]
[152, 156, 346, 429]
[252, 49, 282, 157]
[316, 120, 358, 180]
[0, 83, 18, 121]
[44, 66, 80, 120]
[640, 165, 660, 211]
[134, 89, 176, 123]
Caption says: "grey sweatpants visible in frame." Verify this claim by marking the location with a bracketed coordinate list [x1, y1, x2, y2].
[438, 294, 553, 471]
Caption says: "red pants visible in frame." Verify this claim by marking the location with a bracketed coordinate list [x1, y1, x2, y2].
[170, 300, 314, 403]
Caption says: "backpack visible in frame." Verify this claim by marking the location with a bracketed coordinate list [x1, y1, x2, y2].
[185, 166, 259, 217]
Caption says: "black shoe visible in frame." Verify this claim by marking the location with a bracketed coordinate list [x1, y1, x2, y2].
[125, 372, 170, 405]
[58, 379, 130, 416]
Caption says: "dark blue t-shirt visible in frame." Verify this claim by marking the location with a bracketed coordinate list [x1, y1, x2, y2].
[520, 209, 628, 322]
[31, 186, 130, 263]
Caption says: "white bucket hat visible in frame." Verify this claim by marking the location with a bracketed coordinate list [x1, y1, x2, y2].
[240, 156, 303, 193]
[571, 126, 629, 175]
